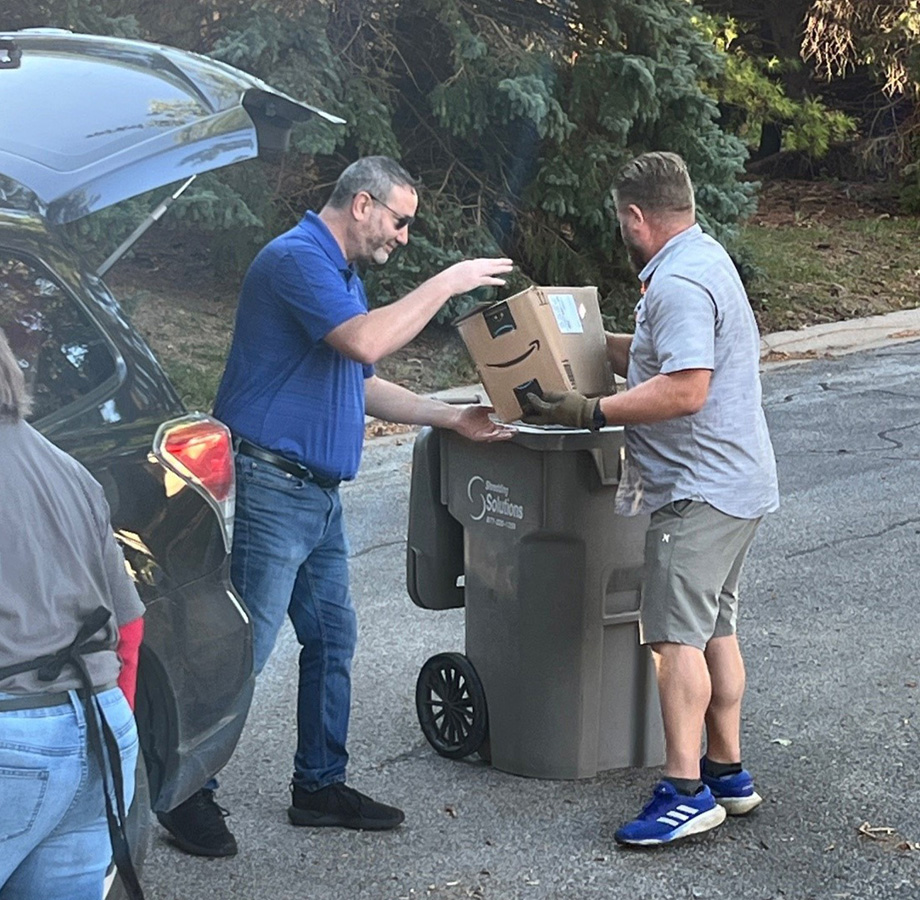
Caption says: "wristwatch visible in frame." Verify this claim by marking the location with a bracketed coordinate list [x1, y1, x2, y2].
[591, 402, 607, 431]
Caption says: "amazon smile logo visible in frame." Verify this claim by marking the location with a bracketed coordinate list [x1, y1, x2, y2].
[485, 340, 540, 369]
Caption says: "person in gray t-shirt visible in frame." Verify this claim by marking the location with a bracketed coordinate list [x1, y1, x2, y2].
[526, 152, 778, 847]
[0, 327, 145, 897]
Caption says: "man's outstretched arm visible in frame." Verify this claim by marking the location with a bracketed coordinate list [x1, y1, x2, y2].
[364, 375, 515, 442]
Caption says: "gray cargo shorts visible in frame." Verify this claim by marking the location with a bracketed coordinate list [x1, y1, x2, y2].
[639, 500, 761, 650]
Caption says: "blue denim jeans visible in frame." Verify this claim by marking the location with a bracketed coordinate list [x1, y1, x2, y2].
[0, 687, 138, 899]
[232, 454, 357, 791]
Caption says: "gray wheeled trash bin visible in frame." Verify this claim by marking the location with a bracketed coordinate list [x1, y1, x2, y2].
[407, 425, 664, 779]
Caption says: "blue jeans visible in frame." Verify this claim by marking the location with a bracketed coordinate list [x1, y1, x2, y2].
[0, 688, 138, 899]
[232, 454, 357, 791]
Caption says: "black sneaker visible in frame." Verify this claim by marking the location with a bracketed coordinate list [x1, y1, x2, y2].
[156, 788, 238, 857]
[288, 782, 405, 830]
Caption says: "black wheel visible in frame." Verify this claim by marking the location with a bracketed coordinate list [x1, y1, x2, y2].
[416, 652, 488, 759]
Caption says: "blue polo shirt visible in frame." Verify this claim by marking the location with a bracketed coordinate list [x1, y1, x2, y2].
[213, 212, 373, 481]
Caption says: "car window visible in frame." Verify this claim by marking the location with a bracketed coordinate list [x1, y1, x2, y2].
[0, 254, 117, 421]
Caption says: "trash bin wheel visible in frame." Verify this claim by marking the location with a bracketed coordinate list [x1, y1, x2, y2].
[416, 652, 488, 760]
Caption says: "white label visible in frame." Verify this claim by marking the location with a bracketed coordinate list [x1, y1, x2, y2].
[549, 293, 583, 334]
[466, 475, 525, 530]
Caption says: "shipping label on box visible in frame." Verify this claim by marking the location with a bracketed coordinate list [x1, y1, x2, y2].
[454, 286, 611, 422]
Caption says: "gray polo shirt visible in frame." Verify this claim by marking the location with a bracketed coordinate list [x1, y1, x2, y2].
[0, 419, 144, 694]
[615, 224, 779, 520]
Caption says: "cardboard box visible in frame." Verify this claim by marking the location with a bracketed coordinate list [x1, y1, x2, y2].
[454, 285, 611, 422]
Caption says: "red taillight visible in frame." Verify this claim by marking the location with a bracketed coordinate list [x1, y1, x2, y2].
[160, 420, 233, 502]
[153, 414, 236, 552]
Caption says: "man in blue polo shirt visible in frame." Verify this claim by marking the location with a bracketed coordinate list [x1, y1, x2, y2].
[525, 152, 778, 847]
[156, 156, 514, 857]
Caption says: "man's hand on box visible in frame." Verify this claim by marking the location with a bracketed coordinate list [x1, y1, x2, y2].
[442, 258, 514, 296]
[452, 405, 516, 442]
[523, 391, 600, 429]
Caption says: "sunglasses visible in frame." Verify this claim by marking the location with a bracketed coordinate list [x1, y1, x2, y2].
[366, 192, 415, 230]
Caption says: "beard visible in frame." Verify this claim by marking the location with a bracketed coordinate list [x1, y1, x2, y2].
[620, 225, 649, 273]
[352, 238, 391, 267]
[354, 227, 394, 266]
[624, 240, 647, 273]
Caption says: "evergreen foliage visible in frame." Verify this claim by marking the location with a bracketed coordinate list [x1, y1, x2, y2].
[695, 14, 855, 157]
[12, 0, 760, 327]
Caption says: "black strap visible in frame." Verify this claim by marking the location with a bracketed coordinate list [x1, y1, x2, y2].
[90, 688, 144, 899]
[0, 607, 144, 899]
[0, 606, 111, 682]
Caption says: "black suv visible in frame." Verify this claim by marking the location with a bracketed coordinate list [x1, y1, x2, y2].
[0, 29, 342, 891]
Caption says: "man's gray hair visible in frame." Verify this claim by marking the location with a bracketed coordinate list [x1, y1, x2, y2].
[0, 327, 31, 421]
[326, 156, 419, 209]
[612, 151, 695, 216]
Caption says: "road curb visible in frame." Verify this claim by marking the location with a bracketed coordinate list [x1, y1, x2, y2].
[760, 307, 920, 368]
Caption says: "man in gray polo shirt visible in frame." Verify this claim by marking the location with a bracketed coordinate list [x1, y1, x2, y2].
[526, 151, 779, 846]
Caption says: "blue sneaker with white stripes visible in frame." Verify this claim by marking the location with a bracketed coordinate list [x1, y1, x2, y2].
[614, 781, 727, 846]
[700, 763, 763, 815]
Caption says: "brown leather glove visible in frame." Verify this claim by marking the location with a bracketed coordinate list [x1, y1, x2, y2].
[523, 391, 601, 429]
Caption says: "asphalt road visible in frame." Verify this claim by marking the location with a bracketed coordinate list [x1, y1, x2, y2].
[143, 342, 920, 899]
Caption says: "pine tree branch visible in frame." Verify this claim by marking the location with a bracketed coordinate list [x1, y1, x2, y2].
[365, 18, 425, 94]
[435, 160, 458, 196]
[397, 92, 490, 196]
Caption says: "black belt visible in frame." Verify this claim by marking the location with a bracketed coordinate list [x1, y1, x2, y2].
[0, 682, 117, 712]
[234, 438, 340, 488]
